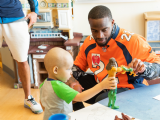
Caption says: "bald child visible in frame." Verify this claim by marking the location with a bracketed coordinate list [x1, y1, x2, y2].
[40, 47, 117, 120]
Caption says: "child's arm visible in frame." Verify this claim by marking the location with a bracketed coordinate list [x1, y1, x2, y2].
[73, 77, 116, 102]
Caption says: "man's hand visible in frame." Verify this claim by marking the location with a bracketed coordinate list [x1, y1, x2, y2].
[66, 77, 84, 93]
[114, 113, 132, 120]
[128, 58, 145, 74]
[25, 12, 37, 28]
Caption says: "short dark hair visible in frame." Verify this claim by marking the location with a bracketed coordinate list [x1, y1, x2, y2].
[88, 5, 112, 20]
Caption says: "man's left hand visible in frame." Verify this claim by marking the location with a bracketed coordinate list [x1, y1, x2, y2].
[25, 12, 37, 28]
[128, 58, 145, 74]
[66, 77, 84, 93]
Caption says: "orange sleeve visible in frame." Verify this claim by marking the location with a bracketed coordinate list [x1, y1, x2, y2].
[126, 34, 160, 64]
[74, 43, 88, 72]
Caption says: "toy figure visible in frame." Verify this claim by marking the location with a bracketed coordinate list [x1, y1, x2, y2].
[106, 58, 137, 109]
[106, 58, 123, 109]
[121, 65, 137, 77]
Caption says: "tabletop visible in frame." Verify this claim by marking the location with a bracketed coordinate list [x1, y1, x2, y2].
[99, 84, 160, 120]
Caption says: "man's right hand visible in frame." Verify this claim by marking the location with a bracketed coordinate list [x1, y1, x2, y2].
[100, 77, 117, 89]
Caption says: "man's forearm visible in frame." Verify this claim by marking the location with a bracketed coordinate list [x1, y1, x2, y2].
[139, 62, 160, 80]
[72, 64, 85, 80]
[28, 0, 38, 14]
[66, 65, 85, 92]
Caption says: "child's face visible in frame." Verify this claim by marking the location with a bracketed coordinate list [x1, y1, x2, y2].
[56, 58, 73, 82]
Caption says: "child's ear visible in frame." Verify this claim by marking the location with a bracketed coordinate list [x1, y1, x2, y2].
[53, 66, 58, 74]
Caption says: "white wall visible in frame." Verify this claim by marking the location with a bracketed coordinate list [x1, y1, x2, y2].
[73, 0, 160, 37]
[1, 1, 160, 72]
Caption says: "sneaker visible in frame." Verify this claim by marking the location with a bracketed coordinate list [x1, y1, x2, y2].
[24, 95, 43, 114]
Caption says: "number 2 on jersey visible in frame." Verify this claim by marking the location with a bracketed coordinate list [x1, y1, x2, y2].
[121, 31, 134, 41]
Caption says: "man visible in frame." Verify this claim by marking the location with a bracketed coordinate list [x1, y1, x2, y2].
[66, 5, 160, 110]
[0, 0, 43, 113]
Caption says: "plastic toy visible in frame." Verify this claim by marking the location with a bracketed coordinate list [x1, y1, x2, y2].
[106, 58, 122, 109]
[106, 58, 137, 109]
[121, 65, 137, 77]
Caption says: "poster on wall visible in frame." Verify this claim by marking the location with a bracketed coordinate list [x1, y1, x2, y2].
[147, 20, 160, 41]
[74, 0, 154, 3]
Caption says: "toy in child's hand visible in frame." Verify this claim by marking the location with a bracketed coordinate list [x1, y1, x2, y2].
[121, 65, 137, 77]
[106, 58, 138, 109]
[106, 58, 122, 109]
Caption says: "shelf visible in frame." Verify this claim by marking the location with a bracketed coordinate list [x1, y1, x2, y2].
[144, 11, 160, 20]
[40, 74, 48, 83]
[33, 22, 54, 28]
[39, 9, 52, 12]
[58, 28, 71, 30]
[55, 0, 72, 3]
[57, 8, 72, 10]
[39, 69, 47, 74]
[48, 8, 72, 10]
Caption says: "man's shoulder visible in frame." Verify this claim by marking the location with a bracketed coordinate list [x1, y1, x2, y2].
[82, 35, 96, 48]
[116, 28, 144, 43]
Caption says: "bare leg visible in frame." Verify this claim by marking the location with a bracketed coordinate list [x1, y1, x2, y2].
[17, 61, 43, 114]
[17, 61, 30, 99]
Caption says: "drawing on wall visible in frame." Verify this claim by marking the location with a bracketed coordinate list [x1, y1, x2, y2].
[147, 20, 160, 41]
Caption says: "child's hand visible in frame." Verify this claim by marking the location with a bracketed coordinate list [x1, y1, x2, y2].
[100, 77, 117, 89]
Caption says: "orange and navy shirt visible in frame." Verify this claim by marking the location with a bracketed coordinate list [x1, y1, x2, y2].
[74, 25, 160, 89]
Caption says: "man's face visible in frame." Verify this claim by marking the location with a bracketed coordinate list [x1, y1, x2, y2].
[89, 17, 114, 47]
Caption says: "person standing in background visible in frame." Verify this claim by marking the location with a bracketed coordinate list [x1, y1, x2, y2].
[0, 0, 43, 114]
